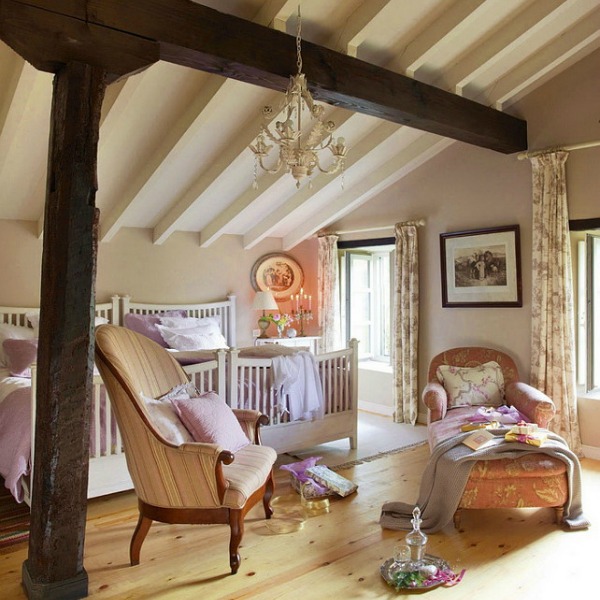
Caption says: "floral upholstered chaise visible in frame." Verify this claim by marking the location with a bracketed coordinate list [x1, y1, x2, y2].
[422, 347, 568, 527]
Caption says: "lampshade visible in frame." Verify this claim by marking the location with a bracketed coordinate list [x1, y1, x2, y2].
[252, 290, 278, 311]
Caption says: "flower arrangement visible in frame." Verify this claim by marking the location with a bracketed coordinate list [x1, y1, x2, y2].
[267, 313, 293, 328]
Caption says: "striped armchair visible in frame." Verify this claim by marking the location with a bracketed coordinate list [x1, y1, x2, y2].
[95, 325, 276, 574]
[422, 347, 568, 528]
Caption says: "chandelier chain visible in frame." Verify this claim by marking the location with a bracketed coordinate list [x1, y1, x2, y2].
[296, 5, 302, 75]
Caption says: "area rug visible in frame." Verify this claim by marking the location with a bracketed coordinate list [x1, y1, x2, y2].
[0, 479, 30, 550]
[331, 440, 427, 471]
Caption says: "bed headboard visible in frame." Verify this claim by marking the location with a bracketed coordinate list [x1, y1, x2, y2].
[119, 294, 237, 348]
[0, 295, 120, 327]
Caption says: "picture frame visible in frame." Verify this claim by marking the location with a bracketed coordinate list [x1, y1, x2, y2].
[250, 253, 304, 301]
[440, 225, 522, 308]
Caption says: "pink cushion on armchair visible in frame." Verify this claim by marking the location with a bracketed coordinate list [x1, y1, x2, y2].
[170, 391, 250, 453]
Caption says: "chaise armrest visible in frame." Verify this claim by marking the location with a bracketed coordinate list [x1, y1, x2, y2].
[232, 408, 269, 445]
[422, 382, 448, 423]
[505, 382, 556, 428]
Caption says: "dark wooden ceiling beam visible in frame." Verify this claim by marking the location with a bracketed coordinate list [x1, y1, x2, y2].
[0, 0, 527, 153]
[0, 0, 159, 81]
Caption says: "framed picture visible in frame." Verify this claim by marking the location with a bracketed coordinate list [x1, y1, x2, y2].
[250, 253, 304, 301]
[440, 225, 522, 308]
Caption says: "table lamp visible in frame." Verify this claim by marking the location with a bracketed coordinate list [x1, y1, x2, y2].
[252, 290, 278, 338]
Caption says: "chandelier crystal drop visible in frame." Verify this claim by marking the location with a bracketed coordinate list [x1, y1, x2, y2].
[249, 5, 347, 189]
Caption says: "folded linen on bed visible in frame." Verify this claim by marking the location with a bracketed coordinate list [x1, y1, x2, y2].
[272, 351, 323, 421]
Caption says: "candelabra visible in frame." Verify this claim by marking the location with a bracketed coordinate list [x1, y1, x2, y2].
[292, 307, 313, 336]
[290, 289, 312, 336]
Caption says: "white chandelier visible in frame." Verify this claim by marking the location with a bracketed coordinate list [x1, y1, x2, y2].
[250, 6, 348, 189]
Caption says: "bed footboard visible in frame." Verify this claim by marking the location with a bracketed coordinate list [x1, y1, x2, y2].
[228, 340, 358, 454]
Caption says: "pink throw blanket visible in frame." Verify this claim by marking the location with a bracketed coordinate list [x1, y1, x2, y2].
[0, 386, 32, 502]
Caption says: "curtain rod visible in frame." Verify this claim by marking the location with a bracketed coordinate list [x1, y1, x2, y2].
[332, 219, 425, 235]
[517, 139, 600, 160]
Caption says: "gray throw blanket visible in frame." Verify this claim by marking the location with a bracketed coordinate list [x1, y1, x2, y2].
[380, 430, 589, 533]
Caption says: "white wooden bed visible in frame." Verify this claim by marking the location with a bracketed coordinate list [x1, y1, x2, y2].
[120, 295, 359, 455]
[0, 298, 223, 505]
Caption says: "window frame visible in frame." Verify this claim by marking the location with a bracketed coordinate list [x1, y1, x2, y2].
[339, 237, 394, 364]
[570, 218, 600, 396]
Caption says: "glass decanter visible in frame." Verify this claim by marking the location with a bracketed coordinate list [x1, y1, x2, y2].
[404, 506, 428, 569]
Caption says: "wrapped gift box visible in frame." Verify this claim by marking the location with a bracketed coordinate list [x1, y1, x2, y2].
[306, 465, 358, 497]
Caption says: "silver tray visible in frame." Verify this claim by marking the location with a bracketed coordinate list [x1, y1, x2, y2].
[380, 554, 451, 592]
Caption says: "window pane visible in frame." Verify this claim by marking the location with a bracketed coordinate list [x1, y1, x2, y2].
[348, 253, 372, 358]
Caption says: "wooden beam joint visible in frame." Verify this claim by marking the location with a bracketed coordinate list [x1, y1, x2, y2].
[0, 0, 159, 81]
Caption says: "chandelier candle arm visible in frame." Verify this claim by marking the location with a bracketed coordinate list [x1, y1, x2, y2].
[249, 4, 348, 189]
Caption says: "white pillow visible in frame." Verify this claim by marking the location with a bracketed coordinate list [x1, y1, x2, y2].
[436, 361, 505, 408]
[156, 323, 228, 351]
[159, 315, 221, 333]
[140, 391, 194, 445]
[158, 381, 198, 400]
[0, 323, 36, 367]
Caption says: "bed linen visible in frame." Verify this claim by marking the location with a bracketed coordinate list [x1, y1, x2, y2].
[0, 368, 32, 502]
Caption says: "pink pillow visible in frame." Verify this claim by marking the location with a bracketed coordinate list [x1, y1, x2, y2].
[3, 338, 38, 378]
[123, 310, 187, 347]
[170, 391, 250, 453]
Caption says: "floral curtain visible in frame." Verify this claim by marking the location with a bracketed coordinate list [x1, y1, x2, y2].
[530, 151, 581, 453]
[318, 234, 341, 352]
[393, 223, 419, 425]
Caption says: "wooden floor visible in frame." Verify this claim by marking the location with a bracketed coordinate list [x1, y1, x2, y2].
[1, 442, 599, 599]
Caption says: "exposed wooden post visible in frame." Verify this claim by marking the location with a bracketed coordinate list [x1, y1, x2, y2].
[21, 61, 106, 600]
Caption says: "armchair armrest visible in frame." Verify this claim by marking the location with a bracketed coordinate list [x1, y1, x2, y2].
[422, 382, 448, 423]
[505, 381, 556, 428]
[232, 408, 269, 445]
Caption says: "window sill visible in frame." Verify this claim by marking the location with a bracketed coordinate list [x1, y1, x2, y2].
[578, 391, 600, 400]
[358, 360, 392, 374]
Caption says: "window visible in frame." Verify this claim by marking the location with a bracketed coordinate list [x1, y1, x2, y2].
[575, 232, 600, 394]
[340, 244, 393, 362]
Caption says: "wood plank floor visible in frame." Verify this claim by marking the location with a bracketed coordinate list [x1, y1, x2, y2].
[1, 443, 598, 599]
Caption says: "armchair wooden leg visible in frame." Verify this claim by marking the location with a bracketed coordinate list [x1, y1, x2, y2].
[263, 472, 274, 520]
[229, 509, 244, 574]
[130, 514, 152, 566]
[554, 506, 564, 525]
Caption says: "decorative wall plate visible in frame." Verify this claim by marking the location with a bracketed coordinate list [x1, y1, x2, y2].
[251, 253, 304, 301]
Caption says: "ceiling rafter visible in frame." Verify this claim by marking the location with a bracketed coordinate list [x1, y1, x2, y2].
[151, 86, 285, 245]
[490, 8, 600, 109]
[100, 73, 228, 242]
[449, 0, 566, 96]
[283, 133, 455, 250]
[98, 0, 296, 243]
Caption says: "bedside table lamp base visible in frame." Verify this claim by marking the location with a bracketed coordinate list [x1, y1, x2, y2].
[252, 290, 278, 339]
